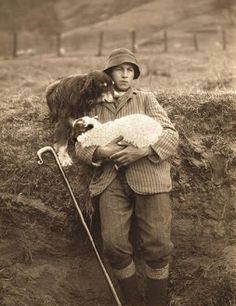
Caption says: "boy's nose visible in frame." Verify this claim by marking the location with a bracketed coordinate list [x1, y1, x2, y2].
[122, 70, 128, 78]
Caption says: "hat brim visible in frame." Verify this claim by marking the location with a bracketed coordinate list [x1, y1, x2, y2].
[104, 63, 140, 79]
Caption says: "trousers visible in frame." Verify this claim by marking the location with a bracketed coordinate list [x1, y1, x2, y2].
[99, 176, 173, 279]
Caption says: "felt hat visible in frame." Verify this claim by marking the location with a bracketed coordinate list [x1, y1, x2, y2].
[103, 48, 140, 79]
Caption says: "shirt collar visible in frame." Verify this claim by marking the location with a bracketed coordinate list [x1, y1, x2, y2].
[115, 87, 137, 101]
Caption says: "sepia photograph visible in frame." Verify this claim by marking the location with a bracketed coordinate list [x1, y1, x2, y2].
[0, 0, 235, 305]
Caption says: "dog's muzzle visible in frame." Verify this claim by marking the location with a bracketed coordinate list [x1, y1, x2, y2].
[103, 92, 114, 103]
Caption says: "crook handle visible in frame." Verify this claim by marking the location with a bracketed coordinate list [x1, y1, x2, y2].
[37, 146, 57, 165]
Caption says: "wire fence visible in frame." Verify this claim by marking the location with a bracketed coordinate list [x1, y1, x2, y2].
[0, 28, 235, 59]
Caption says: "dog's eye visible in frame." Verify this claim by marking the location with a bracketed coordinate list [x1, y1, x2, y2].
[103, 82, 107, 87]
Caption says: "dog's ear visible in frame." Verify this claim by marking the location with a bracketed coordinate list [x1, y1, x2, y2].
[73, 75, 96, 115]
[80, 75, 95, 98]
[45, 79, 63, 122]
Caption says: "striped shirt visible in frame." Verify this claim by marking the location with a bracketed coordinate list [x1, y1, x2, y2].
[75, 88, 179, 197]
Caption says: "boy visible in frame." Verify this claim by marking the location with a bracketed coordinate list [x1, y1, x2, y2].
[76, 48, 179, 306]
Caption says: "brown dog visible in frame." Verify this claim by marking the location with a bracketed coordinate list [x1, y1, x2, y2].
[46, 71, 114, 166]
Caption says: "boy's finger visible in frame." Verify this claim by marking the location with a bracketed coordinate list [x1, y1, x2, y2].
[110, 136, 124, 144]
[117, 140, 129, 146]
[110, 151, 122, 160]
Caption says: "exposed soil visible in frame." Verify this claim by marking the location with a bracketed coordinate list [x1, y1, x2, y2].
[0, 193, 117, 306]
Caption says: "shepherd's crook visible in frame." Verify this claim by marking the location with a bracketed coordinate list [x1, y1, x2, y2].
[37, 146, 122, 306]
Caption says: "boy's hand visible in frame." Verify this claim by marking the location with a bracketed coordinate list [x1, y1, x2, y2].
[93, 136, 127, 161]
[110, 144, 150, 168]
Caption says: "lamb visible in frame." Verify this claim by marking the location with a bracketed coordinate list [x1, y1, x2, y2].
[76, 114, 163, 148]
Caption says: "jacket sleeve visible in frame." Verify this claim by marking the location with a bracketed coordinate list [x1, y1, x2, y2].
[75, 143, 98, 165]
[145, 92, 179, 162]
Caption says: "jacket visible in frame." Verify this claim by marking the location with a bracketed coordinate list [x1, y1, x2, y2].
[75, 88, 179, 197]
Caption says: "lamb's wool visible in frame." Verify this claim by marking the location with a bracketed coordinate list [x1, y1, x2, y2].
[77, 114, 163, 148]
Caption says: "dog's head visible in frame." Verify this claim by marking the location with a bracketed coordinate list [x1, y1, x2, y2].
[80, 71, 114, 106]
[46, 71, 114, 123]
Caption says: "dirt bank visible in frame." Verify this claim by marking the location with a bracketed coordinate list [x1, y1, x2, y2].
[0, 193, 117, 306]
[0, 62, 235, 306]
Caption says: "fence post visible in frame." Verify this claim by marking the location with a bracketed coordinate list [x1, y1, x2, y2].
[163, 31, 168, 52]
[12, 31, 18, 58]
[56, 32, 62, 57]
[193, 32, 199, 51]
[97, 31, 104, 56]
[221, 29, 227, 50]
[131, 31, 136, 53]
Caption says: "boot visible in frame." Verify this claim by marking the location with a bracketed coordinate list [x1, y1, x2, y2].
[146, 278, 168, 306]
[118, 274, 143, 306]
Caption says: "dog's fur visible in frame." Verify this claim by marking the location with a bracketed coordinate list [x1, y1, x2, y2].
[45, 71, 114, 166]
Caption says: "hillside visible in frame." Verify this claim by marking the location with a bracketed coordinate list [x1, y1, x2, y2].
[56, 0, 153, 29]
[56, 0, 236, 53]
[58, 0, 236, 32]
[1, 0, 235, 58]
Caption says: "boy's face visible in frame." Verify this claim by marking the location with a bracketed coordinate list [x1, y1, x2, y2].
[110, 63, 135, 91]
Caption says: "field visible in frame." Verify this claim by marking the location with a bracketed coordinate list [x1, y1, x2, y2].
[0, 49, 236, 306]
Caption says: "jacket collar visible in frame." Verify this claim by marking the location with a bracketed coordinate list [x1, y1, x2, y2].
[102, 87, 137, 114]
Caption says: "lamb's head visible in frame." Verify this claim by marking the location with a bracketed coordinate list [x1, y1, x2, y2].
[80, 116, 101, 128]
[72, 116, 101, 138]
